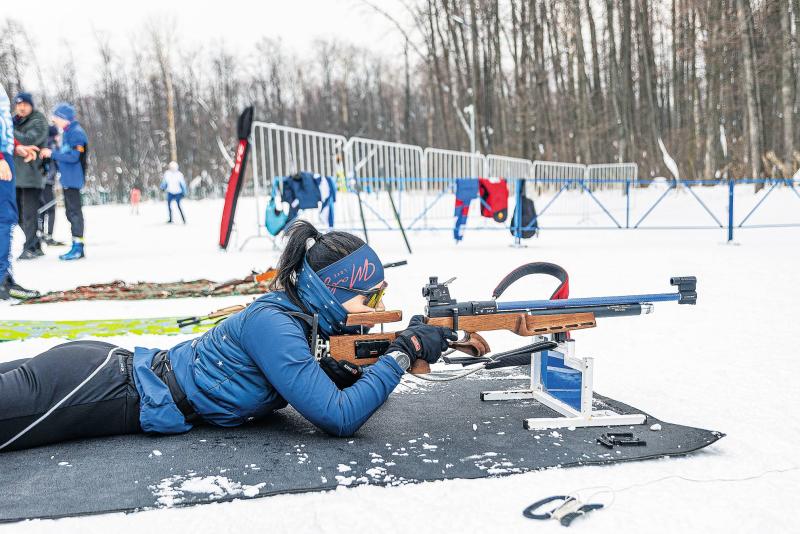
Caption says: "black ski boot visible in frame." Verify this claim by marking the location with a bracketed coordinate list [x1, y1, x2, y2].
[5, 275, 41, 300]
[0, 277, 9, 300]
[44, 235, 66, 246]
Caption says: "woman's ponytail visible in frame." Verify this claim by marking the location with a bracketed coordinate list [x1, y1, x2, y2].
[269, 220, 365, 306]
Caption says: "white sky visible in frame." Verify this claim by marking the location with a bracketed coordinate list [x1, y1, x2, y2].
[4, 0, 411, 92]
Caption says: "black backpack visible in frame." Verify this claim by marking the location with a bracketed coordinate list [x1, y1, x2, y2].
[78, 142, 89, 176]
[510, 181, 539, 239]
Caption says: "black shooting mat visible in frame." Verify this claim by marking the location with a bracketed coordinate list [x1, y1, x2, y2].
[0, 369, 723, 522]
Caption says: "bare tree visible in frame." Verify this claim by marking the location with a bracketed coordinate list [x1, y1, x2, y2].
[3, 0, 797, 201]
[736, 0, 763, 178]
[149, 21, 178, 164]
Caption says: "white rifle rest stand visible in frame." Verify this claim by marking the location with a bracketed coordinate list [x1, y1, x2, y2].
[480, 335, 646, 430]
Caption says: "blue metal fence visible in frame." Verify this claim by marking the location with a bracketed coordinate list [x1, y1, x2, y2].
[334, 177, 800, 244]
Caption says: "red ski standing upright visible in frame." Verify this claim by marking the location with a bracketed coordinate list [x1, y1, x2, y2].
[219, 106, 255, 250]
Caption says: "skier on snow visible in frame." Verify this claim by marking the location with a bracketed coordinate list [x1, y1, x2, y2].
[0, 220, 456, 451]
[160, 160, 187, 224]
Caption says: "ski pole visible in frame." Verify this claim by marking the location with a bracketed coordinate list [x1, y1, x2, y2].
[387, 180, 412, 254]
[353, 177, 370, 244]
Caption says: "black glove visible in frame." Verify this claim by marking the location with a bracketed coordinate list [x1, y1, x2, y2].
[319, 356, 363, 390]
[387, 315, 457, 364]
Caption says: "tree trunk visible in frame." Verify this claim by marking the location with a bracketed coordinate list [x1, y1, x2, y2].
[153, 31, 178, 163]
[584, 0, 603, 120]
[736, 0, 763, 179]
[703, 0, 720, 179]
[779, 0, 794, 164]
[619, 0, 636, 160]
[605, 0, 626, 161]
[570, 1, 592, 162]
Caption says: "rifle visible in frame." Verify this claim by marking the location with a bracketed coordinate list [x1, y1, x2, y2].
[327, 263, 697, 375]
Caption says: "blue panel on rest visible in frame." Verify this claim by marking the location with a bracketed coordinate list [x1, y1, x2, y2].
[539, 349, 582, 411]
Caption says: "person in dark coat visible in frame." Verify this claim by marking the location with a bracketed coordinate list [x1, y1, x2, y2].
[0, 220, 456, 451]
[12, 92, 48, 260]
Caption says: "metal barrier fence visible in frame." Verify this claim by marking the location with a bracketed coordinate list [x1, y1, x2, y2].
[532, 161, 586, 184]
[242, 121, 798, 248]
[586, 163, 638, 189]
[485, 155, 532, 197]
[485, 155, 533, 179]
[509, 177, 800, 241]
[424, 148, 485, 182]
[341, 138, 426, 233]
[344, 137, 425, 192]
[247, 122, 347, 247]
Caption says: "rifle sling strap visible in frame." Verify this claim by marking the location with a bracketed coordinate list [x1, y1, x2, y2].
[492, 262, 569, 301]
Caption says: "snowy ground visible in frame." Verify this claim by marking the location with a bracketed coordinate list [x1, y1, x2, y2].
[1, 196, 799, 533]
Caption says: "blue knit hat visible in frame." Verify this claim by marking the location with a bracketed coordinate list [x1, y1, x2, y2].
[14, 92, 33, 107]
[53, 103, 76, 122]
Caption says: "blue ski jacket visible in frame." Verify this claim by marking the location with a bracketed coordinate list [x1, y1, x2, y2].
[132, 291, 404, 436]
[51, 121, 88, 189]
[0, 88, 13, 156]
[0, 87, 16, 230]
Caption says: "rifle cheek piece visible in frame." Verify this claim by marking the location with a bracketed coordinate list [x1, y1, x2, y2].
[670, 276, 697, 305]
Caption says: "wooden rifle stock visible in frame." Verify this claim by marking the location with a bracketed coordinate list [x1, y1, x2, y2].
[425, 312, 596, 336]
[345, 310, 403, 326]
[328, 310, 597, 374]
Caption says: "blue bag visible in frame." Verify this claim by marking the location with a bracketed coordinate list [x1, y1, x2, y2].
[265, 181, 289, 236]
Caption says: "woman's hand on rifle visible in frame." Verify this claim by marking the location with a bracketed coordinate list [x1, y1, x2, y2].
[387, 315, 458, 365]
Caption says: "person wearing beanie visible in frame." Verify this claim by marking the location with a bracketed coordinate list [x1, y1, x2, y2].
[160, 160, 187, 224]
[12, 92, 49, 260]
[0, 85, 39, 300]
[40, 103, 89, 261]
[38, 125, 63, 246]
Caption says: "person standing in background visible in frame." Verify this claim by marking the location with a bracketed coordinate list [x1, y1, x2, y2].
[160, 161, 187, 224]
[39, 103, 88, 261]
[130, 185, 141, 215]
[12, 93, 48, 260]
[0, 85, 39, 300]
[38, 125, 63, 246]
[334, 153, 346, 192]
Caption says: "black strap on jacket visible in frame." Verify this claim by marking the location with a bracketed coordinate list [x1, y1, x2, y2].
[150, 351, 202, 424]
[285, 311, 320, 355]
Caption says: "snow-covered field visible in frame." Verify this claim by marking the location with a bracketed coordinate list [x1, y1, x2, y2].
[1, 195, 799, 533]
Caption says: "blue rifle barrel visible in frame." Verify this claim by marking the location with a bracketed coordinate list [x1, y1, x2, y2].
[495, 291, 681, 311]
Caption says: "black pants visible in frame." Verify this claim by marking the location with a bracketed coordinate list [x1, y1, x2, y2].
[0, 341, 142, 452]
[63, 188, 84, 239]
[15, 187, 42, 252]
[38, 183, 55, 236]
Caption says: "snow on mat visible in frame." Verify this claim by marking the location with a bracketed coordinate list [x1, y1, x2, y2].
[0, 371, 722, 522]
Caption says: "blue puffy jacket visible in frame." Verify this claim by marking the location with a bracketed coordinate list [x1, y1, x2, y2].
[0, 87, 13, 155]
[0, 87, 16, 229]
[132, 291, 404, 436]
[51, 121, 88, 189]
